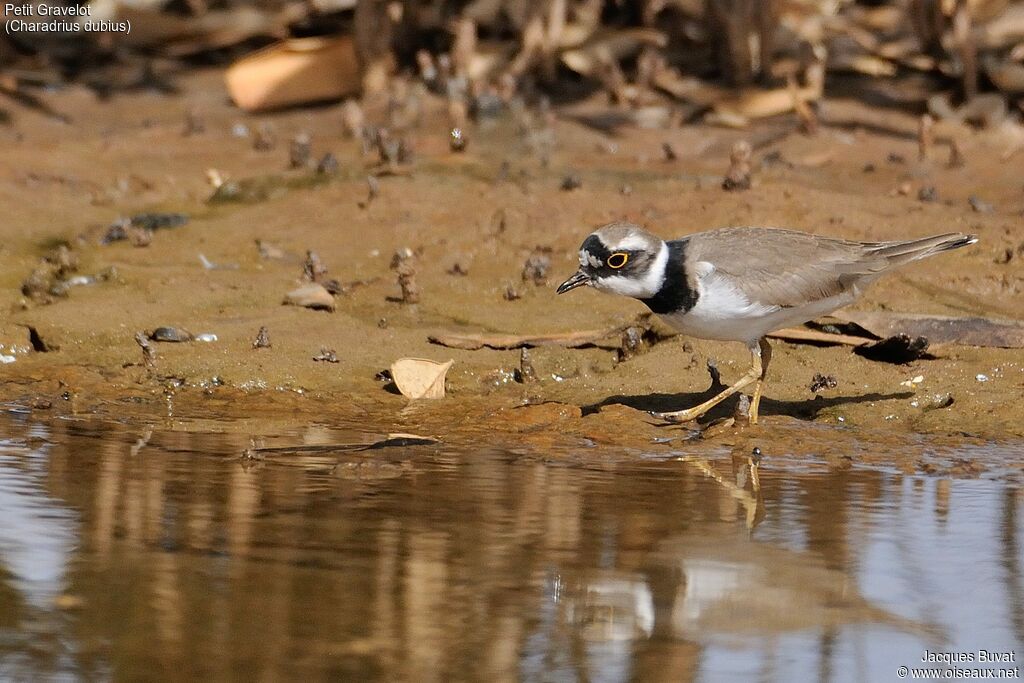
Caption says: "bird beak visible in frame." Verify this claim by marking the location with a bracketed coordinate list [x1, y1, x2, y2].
[556, 270, 590, 294]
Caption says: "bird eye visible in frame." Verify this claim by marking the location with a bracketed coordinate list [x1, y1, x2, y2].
[607, 252, 628, 269]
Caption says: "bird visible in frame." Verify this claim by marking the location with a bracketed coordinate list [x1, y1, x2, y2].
[556, 222, 977, 425]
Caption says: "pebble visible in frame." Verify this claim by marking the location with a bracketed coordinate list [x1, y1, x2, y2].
[976, 373, 989, 382]
[149, 327, 194, 342]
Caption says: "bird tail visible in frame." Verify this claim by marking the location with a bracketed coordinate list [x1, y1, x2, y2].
[865, 233, 978, 267]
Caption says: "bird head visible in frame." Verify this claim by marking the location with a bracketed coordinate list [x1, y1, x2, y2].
[557, 223, 668, 299]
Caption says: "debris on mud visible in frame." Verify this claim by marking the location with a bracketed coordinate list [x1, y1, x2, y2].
[256, 240, 286, 260]
[358, 175, 380, 209]
[560, 173, 582, 191]
[313, 348, 339, 363]
[833, 312, 1024, 348]
[809, 373, 838, 393]
[919, 393, 955, 412]
[968, 196, 994, 213]
[283, 283, 335, 311]
[253, 124, 276, 151]
[24, 325, 57, 353]
[390, 248, 420, 304]
[446, 261, 469, 276]
[521, 250, 551, 285]
[253, 327, 271, 349]
[102, 213, 189, 245]
[767, 326, 872, 347]
[948, 140, 966, 168]
[449, 128, 467, 153]
[20, 245, 86, 303]
[134, 332, 156, 368]
[289, 133, 312, 169]
[918, 114, 934, 161]
[516, 348, 538, 384]
[855, 334, 931, 364]
[430, 315, 666, 351]
[390, 358, 453, 399]
[315, 152, 339, 175]
[722, 140, 752, 191]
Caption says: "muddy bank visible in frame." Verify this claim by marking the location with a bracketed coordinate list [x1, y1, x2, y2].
[1, 69, 1023, 456]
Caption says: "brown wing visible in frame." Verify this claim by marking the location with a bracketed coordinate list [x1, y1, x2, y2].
[683, 227, 894, 308]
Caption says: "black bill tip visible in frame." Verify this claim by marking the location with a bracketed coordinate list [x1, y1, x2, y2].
[556, 270, 590, 294]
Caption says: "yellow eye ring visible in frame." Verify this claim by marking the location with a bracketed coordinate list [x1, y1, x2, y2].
[607, 252, 629, 269]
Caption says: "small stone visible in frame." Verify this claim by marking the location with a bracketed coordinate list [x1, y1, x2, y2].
[918, 186, 938, 203]
[149, 327, 194, 343]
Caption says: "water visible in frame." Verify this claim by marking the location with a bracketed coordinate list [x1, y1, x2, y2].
[0, 410, 1020, 682]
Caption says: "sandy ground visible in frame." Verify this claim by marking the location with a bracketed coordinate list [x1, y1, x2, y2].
[1, 69, 1023, 459]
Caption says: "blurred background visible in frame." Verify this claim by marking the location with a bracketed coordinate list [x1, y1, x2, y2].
[2, 0, 1023, 125]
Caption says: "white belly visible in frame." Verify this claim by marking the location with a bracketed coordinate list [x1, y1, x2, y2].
[659, 271, 856, 344]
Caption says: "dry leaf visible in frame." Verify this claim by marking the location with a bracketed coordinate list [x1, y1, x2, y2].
[283, 283, 335, 311]
[226, 36, 360, 112]
[390, 358, 454, 399]
[711, 84, 822, 124]
[560, 28, 667, 76]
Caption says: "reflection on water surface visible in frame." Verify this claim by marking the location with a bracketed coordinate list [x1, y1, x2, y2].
[0, 410, 1020, 681]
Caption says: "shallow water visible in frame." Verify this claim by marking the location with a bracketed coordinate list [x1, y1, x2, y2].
[0, 409, 1021, 682]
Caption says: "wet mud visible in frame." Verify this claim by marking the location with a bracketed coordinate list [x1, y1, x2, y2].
[1, 69, 1023, 475]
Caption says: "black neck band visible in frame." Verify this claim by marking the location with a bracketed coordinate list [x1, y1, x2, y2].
[640, 240, 698, 314]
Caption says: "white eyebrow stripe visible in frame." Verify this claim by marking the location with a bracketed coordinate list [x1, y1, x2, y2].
[609, 235, 650, 251]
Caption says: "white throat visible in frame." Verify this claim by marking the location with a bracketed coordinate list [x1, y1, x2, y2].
[593, 241, 669, 299]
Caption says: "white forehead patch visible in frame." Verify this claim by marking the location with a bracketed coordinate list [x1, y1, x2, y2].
[580, 249, 603, 268]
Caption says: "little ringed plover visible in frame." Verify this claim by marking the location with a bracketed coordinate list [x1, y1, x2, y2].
[557, 222, 977, 424]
